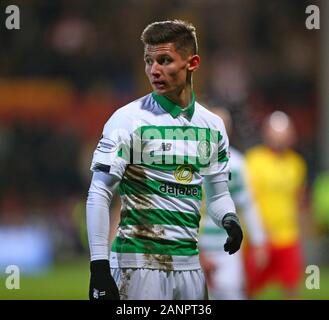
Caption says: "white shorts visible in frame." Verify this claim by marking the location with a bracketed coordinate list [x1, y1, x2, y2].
[111, 268, 208, 300]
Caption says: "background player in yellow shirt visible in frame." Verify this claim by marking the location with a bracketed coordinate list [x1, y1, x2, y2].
[244, 111, 307, 299]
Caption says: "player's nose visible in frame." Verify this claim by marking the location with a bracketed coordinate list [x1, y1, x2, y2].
[150, 61, 161, 76]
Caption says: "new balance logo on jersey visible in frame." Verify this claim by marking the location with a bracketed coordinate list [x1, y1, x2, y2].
[149, 142, 172, 157]
[159, 142, 172, 151]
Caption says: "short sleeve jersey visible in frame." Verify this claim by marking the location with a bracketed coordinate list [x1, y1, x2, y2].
[90, 93, 230, 270]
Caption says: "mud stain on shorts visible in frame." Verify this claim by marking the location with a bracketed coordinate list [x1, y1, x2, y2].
[143, 253, 173, 271]
[118, 268, 132, 300]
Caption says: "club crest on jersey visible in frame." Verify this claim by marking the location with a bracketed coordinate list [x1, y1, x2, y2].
[96, 135, 118, 153]
[174, 164, 193, 184]
[197, 140, 211, 161]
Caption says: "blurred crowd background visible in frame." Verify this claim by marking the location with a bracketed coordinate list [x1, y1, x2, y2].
[0, 0, 328, 298]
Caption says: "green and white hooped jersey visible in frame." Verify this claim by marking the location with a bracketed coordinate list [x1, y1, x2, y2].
[90, 92, 230, 270]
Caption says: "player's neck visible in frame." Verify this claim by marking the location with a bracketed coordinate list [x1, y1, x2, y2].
[267, 145, 289, 155]
[165, 85, 193, 109]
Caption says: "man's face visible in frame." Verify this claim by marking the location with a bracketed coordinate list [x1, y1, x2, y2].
[144, 42, 198, 96]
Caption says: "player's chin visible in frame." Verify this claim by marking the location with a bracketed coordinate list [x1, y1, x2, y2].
[152, 85, 169, 96]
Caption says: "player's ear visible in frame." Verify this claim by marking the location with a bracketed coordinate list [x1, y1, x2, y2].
[187, 55, 200, 72]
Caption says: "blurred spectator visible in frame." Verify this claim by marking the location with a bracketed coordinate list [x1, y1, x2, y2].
[244, 111, 307, 299]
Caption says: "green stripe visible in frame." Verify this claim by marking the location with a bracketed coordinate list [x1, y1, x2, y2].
[218, 149, 228, 162]
[119, 178, 202, 200]
[140, 154, 223, 171]
[117, 148, 228, 170]
[142, 162, 195, 172]
[135, 126, 223, 143]
[140, 156, 208, 171]
[118, 147, 217, 170]
[111, 236, 198, 255]
[119, 209, 200, 228]
[117, 143, 229, 168]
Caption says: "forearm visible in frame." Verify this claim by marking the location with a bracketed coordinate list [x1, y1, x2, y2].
[204, 174, 237, 227]
[86, 172, 120, 261]
[204, 173, 243, 255]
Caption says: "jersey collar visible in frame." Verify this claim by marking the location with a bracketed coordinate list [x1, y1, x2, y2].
[152, 92, 195, 119]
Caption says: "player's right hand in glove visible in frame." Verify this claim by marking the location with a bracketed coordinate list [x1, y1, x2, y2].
[222, 213, 243, 255]
[89, 259, 120, 300]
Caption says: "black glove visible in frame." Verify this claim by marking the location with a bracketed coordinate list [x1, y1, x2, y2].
[222, 213, 243, 255]
[89, 259, 120, 300]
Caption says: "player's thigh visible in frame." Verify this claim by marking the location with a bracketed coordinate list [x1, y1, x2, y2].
[174, 269, 208, 300]
[111, 268, 174, 300]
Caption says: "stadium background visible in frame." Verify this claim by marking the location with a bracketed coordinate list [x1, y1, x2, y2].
[1, 0, 329, 299]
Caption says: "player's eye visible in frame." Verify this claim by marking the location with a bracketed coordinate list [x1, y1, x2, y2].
[160, 56, 172, 65]
[145, 58, 153, 66]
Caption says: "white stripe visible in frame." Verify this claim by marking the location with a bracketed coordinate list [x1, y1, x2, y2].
[110, 252, 201, 270]
[117, 224, 199, 242]
[120, 194, 201, 213]
[134, 165, 203, 185]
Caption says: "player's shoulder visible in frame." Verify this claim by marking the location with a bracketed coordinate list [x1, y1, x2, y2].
[287, 148, 304, 160]
[245, 145, 266, 157]
[244, 145, 268, 164]
[287, 149, 307, 170]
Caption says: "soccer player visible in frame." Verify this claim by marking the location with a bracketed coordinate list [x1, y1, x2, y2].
[86, 20, 243, 300]
[244, 111, 307, 299]
[199, 107, 267, 300]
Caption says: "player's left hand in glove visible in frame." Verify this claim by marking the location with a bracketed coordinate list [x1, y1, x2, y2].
[222, 213, 243, 255]
[89, 259, 120, 300]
